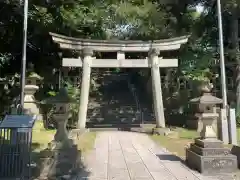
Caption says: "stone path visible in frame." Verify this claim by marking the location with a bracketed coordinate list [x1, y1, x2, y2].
[77, 131, 238, 180]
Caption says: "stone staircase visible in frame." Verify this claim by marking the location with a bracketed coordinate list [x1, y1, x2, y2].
[132, 79, 155, 124]
[86, 74, 140, 128]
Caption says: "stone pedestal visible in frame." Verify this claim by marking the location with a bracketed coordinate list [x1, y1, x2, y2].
[46, 144, 82, 179]
[52, 113, 73, 149]
[46, 115, 82, 179]
[231, 145, 240, 167]
[186, 138, 237, 174]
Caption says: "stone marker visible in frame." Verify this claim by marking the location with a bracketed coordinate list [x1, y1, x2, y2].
[229, 108, 238, 145]
[219, 108, 229, 144]
[186, 83, 238, 174]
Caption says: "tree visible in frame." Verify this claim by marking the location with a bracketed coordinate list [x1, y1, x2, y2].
[0, 0, 223, 124]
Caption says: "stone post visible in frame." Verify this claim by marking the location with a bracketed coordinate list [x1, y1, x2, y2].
[229, 108, 238, 145]
[219, 108, 229, 144]
[149, 49, 165, 128]
[78, 48, 93, 129]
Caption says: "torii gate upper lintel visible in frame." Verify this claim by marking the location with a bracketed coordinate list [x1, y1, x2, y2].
[49, 32, 189, 129]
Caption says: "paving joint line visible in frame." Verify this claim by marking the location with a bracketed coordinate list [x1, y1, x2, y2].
[130, 138, 156, 180]
[107, 134, 110, 180]
[118, 137, 133, 180]
[146, 140, 201, 180]
[132, 136, 179, 180]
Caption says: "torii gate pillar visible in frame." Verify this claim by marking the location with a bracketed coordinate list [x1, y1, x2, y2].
[149, 49, 166, 128]
[78, 48, 93, 129]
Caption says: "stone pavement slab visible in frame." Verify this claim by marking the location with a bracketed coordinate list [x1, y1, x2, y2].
[76, 131, 238, 180]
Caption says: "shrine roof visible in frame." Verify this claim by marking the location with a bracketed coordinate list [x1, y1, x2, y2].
[49, 32, 189, 52]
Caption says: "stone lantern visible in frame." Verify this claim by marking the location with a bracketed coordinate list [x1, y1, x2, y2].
[42, 87, 76, 148]
[190, 86, 222, 138]
[24, 73, 43, 117]
[41, 88, 82, 179]
[186, 83, 237, 174]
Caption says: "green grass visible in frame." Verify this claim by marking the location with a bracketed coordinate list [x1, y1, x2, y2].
[31, 121, 96, 156]
[237, 128, 240, 142]
[32, 121, 56, 152]
[151, 127, 199, 159]
[175, 128, 198, 139]
[76, 131, 96, 155]
[151, 132, 193, 159]
[151, 127, 240, 159]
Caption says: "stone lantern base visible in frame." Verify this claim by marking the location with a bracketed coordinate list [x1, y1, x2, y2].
[186, 138, 238, 174]
[50, 113, 73, 149]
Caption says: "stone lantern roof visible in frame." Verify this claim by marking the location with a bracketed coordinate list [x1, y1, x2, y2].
[190, 93, 223, 105]
[41, 87, 76, 104]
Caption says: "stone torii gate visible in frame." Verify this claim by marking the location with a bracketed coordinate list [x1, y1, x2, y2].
[49, 32, 189, 129]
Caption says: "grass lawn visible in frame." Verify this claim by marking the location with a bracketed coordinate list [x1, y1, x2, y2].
[32, 121, 56, 152]
[151, 128, 198, 159]
[75, 131, 96, 156]
[32, 121, 96, 155]
[151, 127, 240, 159]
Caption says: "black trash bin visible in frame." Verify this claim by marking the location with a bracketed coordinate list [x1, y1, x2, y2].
[0, 115, 37, 179]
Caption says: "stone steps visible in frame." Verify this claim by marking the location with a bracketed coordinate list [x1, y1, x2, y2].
[86, 75, 139, 126]
[133, 83, 155, 123]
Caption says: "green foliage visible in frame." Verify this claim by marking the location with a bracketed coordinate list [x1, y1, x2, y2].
[0, 73, 20, 116]
[47, 91, 57, 96]
[236, 111, 240, 127]
[182, 68, 214, 82]
[1, 0, 238, 121]
[180, 27, 218, 82]
[44, 81, 80, 128]
[0, 53, 12, 68]
[67, 84, 80, 127]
